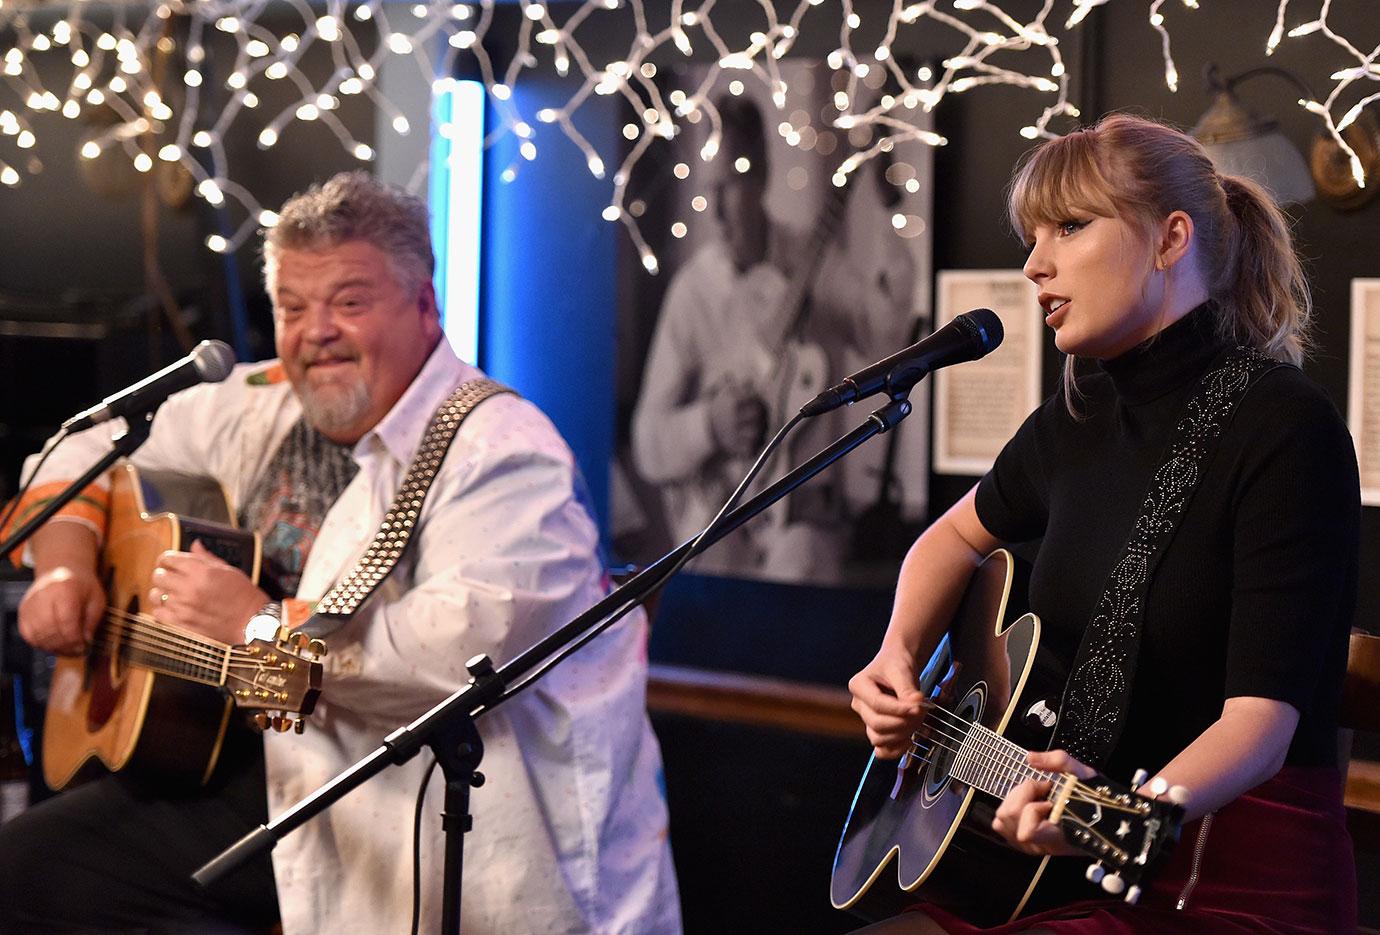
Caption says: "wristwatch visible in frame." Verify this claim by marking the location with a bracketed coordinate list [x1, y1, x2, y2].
[244, 601, 283, 644]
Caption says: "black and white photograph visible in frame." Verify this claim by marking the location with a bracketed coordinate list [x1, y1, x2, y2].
[613, 60, 934, 587]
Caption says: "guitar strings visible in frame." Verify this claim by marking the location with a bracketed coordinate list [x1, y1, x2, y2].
[899, 704, 1146, 815]
[93, 623, 223, 671]
[94, 608, 303, 687]
[920, 713, 1136, 813]
[102, 607, 230, 660]
[84, 643, 284, 696]
[104, 606, 292, 665]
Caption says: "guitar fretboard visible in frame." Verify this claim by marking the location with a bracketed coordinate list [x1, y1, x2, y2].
[950, 720, 1059, 800]
[96, 612, 230, 689]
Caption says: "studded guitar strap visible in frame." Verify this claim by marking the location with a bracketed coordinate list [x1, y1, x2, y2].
[1050, 346, 1283, 767]
[312, 377, 514, 621]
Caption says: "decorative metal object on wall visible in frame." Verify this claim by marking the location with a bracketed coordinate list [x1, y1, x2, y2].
[1312, 112, 1380, 211]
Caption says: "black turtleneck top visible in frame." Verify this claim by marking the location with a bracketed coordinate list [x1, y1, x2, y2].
[975, 304, 1359, 781]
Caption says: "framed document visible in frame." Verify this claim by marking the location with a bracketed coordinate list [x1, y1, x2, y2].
[1347, 278, 1380, 506]
[933, 270, 1043, 476]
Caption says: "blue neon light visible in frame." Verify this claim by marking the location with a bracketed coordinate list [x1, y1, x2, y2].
[428, 80, 485, 365]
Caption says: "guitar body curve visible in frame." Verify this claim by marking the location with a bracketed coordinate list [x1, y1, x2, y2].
[831, 550, 1071, 924]
[42, 463, 258, 790]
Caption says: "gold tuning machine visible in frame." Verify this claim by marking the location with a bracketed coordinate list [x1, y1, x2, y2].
[282, 630, 327, 658]
[252, 712, 271, 731]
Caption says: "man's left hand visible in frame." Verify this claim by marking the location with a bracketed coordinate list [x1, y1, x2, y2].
[990, 749, 1097, 856]
[147, 540, 268, 646]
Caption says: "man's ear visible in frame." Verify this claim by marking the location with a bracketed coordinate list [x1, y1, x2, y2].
[416, 279, 443, 337]
[1155, 210, 1195, 271]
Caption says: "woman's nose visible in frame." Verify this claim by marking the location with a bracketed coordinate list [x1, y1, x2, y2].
[1023, 240, 1052, 284]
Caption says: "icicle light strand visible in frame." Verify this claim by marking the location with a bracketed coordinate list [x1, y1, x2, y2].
[0, 1, 1374, 262]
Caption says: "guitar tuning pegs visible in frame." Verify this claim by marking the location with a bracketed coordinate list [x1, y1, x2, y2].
[1125, 884, 1142, 905]
[294, 718, 306, 734]
[1100, 872, 1126, 896]
[307, 639, 327, 658]
[287, 630, 311, 651]
[1131, 768, 1149, 789]
[271, 715, 294, 733]
[1085, 863, 1105, 884]
[1166, 785, 1190, 806]
[252, 712, 270, 731]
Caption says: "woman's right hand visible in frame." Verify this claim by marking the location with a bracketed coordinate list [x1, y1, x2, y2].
[848, 644, 928, 759]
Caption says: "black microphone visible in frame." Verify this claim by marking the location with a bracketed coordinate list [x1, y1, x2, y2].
[62, 339, 237, 433]
[800, 308, 1003, 417]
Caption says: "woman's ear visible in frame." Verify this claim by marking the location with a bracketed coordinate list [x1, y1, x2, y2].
[1155, 210, 1194, 271]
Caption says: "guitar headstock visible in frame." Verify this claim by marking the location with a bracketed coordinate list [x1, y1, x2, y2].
[1052, 768, 1187, 904]
[228, 630, 325, 734]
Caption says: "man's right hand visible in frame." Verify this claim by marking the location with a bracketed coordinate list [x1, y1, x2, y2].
[18, 523, 106, 656]
[848, 645, 928, 759]
[708, 381, 768, 458]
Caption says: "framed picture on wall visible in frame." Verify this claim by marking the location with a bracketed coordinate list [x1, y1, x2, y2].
[932, 269, 1043, 476]
[611, 59, 935, 588]
[1348, 278, 1380, 506]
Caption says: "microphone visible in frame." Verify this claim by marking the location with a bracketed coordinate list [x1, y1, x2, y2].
[800, 308, 1003, 417]
[62, 339, 237, 433]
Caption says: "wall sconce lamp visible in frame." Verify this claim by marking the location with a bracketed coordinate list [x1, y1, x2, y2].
[1191, 63, 1378, 210]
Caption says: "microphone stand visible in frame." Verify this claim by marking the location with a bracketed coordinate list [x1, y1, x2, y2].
[195, 395, 914, 935]
[0, 413, 156, 563]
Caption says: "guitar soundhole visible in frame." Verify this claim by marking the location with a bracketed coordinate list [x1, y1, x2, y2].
[86, 596, 134, 732]
[921, 684, 985, 803]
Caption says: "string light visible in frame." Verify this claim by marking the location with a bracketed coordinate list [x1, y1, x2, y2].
[0, 1, 1374, 256]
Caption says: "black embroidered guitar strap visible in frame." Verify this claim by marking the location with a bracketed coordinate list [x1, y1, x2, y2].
[311, 377, 514, 622]
[1051, 346, 1282, 767]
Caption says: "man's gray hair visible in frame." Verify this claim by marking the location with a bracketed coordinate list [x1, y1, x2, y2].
[263, 171, 435, 294]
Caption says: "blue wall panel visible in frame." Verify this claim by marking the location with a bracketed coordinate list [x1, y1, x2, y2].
[481, 86, 620, 539]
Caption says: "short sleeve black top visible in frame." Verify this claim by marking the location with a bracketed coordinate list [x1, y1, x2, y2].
[975, 304, 1359, 781]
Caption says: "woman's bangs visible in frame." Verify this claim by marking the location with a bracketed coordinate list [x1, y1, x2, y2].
[1009, 133, 1119, 240]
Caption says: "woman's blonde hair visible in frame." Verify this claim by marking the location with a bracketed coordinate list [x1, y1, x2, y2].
[1007, 114, 1310, 405]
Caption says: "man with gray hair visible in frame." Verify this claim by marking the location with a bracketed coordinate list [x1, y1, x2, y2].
[0, 171, 681, 933]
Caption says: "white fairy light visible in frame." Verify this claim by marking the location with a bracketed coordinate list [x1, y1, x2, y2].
[0, 1, 1373, 260]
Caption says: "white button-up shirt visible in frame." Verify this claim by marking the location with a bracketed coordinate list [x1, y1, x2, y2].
[27, 340, 682, 934]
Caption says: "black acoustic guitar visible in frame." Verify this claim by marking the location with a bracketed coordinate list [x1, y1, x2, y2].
[831, 550, 1185, 925]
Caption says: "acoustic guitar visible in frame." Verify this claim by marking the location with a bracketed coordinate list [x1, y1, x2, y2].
[831, 550, 1185, 925]
[41, 462, 323, 791]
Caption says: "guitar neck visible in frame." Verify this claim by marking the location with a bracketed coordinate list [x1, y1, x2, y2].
[99, 612, 232, 690]
[950, 719, 1059, 801]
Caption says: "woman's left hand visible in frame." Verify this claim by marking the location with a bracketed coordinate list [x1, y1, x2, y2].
[991, 749, 1097, 856]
